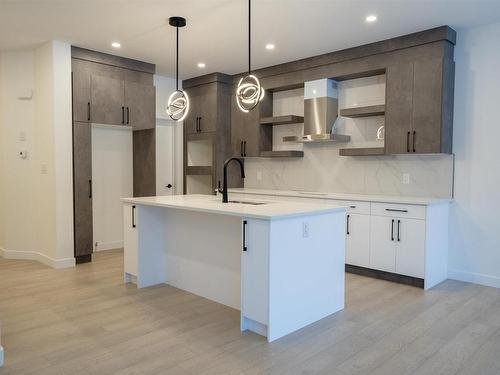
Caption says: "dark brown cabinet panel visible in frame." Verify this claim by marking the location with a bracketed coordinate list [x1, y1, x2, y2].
[90, 75, 125, 125]
[385, 63, 414, 154]
[385, 57, 453, 155]
[184, 83, 217, 134]
[73, 121, 93, 258]
[125, 81, 155, 130]
[72, 71, 91, 123]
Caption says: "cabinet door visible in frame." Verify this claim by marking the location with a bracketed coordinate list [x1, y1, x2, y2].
[184, 86, 201, 134]
[91, 75, 125, 125]
[73, 122, 93, 257]
[123, 203, 138, 278]
[125, 81, 155, 130]
[385, 63, 413, 154]
[395, 218, 426, 278]
[346, 214, 370, 268]
[369, 215, 396, 273]
[197, 83, 217, 133]
[412, 58, 443, 154]
[72, 71, 91, 123]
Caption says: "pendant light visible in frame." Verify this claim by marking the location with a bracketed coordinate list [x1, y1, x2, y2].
[166, 16, 190, 122]
[236, 0, 265, 113]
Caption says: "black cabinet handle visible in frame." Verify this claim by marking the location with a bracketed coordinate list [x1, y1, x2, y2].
[87, 102, 91, 121]
[346, 214, 350, 235]
[349, 205, 356, 209]
[198, 117, 202, 132]
[412, 131, 416, 153]
[397, 219, 401, 242]
[126, 107, 130, 125]
[132, 205, 136, 228]
[242, 220, 248, 251]
[240, 141, 244, 157]
[88, 179, 92, 199]
[391, 219, 395, 241]
[385, 208, 408, 213]
[406, 131, 410, 153]
[243, 141, 247, 157]
[122, 106, 125, 124]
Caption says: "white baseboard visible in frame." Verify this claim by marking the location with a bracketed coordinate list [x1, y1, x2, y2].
[0, 345, 3, 367]
[94, 240, 123, 252]
[0, 247, 75, 269]
[448, 268, 500, 289]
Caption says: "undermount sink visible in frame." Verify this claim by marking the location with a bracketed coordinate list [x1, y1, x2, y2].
[228, 200, 268, 206]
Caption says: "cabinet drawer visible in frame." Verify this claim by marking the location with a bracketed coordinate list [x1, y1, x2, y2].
[371, 202, 426, 220]
[330, 200, 370, 215]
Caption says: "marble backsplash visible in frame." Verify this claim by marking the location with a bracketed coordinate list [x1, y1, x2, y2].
[244, 146, 454, 198]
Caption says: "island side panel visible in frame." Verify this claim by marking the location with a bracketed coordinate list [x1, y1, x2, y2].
[267, 211, 346, 342]
[137, 205, 167, 288]
[163, 209, 242, 309]
[240, 218, 270, 337]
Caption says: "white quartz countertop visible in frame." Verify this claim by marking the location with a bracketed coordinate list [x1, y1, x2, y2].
[228, 188, 452, 206]
[121, 194, 346, 220]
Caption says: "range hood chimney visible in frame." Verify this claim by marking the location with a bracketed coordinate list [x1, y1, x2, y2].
[283, 79, 350, 143]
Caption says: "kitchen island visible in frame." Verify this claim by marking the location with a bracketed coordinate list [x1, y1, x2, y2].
[121, 194, 346, 342]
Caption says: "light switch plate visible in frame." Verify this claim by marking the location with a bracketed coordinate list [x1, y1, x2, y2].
[302, 222, 309, 238]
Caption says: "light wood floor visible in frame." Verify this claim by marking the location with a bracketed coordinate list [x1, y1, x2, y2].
[1, 250, 500, 375]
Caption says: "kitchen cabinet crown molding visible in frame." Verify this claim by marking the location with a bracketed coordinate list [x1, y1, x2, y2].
[182, 72, 233, 89]
[71, 46, 155, 74]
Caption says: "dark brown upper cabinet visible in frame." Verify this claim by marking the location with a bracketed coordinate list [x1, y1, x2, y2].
[184, 83, 217, 134]
[231, 93, 272, 158]
[125, 81, 155, 130]
[385, 57, 454, 154]
[72, 70, 91, 123]
[90, 75, 126, 126]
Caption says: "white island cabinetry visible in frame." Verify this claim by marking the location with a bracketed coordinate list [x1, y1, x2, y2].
[122, 195, 347, 342]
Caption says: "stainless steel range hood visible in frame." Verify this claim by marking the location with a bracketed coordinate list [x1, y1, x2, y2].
[283, 79, 350, 143]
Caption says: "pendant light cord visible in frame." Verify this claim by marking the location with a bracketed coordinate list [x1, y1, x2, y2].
[248, 0, 251, 74]
[176, 26, 179, 91]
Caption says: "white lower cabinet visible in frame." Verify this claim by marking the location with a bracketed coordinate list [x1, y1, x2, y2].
[346, 213, 370, 268]
[369, 215, 425, 278]
[123, 203, 138, 280]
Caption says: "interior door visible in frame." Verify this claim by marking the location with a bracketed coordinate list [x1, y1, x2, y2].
[125, 81, 155, 130]
[91, 75, 125, 125]
[73, 121, 93, 258]
[346, 214, 370, 268]
[385, 63, 414, 154]
[395, 218, 426, 278]
[156, 119, 177, 195]
[369, 215, 396, 273]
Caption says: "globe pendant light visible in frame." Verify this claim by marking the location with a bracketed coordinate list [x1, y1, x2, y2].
[236, 0, 265, 113]
[166, 16, 190, 122]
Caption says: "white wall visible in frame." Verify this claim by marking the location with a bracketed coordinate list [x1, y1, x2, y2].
[92, 125, 133, 251]
[154, 75, 183, 196]
[448, 22, 500, 288]
[0, 41, 74, 268]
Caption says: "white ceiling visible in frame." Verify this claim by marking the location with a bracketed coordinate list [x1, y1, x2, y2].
[1, 0, 499, 79]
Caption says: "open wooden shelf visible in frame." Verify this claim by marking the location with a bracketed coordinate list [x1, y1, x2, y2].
[260, 115, 304, 126]
[259, 150, 304, 158]
[339, 147, 385, 156]
[339, 105, 385, 118]
[185, 166, 213, 175]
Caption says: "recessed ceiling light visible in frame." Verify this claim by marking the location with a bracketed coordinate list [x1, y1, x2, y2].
[265, 43, 275, 50]
[365, 15, 377, 23]
[111, 42, 121, 48]
[197, 62, 206, 68]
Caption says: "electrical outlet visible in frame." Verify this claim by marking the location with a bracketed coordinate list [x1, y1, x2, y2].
[302, 222, 309, 238]
[403, 173, 410, 185]
[40, 164, 47, 174]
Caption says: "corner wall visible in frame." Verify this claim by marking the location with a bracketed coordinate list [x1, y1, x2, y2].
[448, 22, 500, 288]
[0, 41, 74, 268]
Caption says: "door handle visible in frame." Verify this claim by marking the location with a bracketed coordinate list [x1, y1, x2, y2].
[391, 219, 395, 241]
[166, 184, 173, 189]
[397, 219, 401, 242]
[132, 205, 136, 228]
[122, 106, 125, 124]
[406, 131, 410, 153]
[242, 220, 248, 252]
[385, 208, 408, 213]
[346, 214, 350, 235]
[87, 102, 91, 121]
[126, 107, 130, 125]
[88, 179, 92, 199]
[412, 131, 416, 153]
